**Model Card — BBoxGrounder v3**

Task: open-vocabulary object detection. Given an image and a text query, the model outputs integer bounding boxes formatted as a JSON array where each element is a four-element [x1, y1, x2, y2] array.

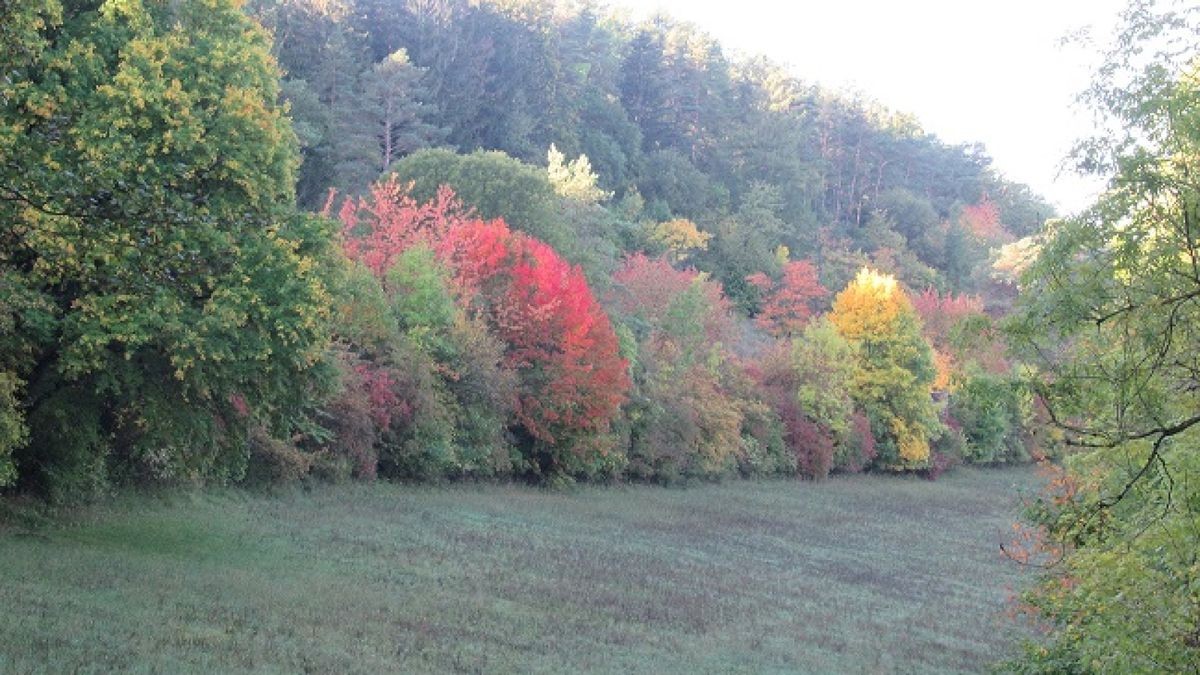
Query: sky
[[615, 0, 1128, 214]]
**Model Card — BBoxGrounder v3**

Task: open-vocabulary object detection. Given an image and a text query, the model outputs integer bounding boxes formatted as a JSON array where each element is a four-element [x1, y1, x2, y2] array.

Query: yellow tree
[[830, 269, 939, 468], [650, 218, 712, 263]]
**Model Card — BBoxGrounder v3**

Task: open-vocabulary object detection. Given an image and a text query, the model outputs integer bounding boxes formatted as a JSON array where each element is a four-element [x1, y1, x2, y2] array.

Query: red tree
[[441, 219, 630, 475], [959, 196, 1010, 242], [747, 260, 828, 337], [334, 178, 628, 478], [330, 175, 470, 279], [911, 287, 985, 348]]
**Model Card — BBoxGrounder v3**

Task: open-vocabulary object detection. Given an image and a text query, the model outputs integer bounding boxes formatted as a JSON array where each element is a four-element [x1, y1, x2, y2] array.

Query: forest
[[2, 0, 1198, 671]]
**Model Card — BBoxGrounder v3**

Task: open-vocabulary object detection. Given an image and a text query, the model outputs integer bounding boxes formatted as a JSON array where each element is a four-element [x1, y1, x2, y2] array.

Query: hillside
[[251, 0, 1052, 304]]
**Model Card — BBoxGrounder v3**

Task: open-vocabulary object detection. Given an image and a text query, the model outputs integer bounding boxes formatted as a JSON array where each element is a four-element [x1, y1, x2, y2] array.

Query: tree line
[[0, 0, 1041, 498]]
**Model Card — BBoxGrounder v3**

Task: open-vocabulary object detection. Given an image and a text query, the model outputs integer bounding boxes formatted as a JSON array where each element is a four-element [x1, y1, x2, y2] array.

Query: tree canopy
[[1005, 1, 1200, 669], [0, 0, 335, 497]]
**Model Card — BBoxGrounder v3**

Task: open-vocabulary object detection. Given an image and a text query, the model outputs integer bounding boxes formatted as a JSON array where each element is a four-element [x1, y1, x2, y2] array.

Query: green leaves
[[0, 0, 335, 497], [1007, 3, 1200, 670]]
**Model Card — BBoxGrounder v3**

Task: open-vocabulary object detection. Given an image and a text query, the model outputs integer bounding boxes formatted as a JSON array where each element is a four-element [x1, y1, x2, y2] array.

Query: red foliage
[[749, 260, 828, 337], [922, 448, 960, 480], [911, 287, 984, 347], [332, 175, 471, 278], [753, 343, 835, 479], [441, 219, 630, 466], [791, 418, 836, 480], [610, 254, 735, 343], [327, 353, 384, 481], [228, 393, 249, 418], [437, 218, 514, 299], [355, 363, 400, 430], [613, 254, 695, 317], [332, 175, 629, 475], [959, 196, 1010, 242], [912, 287, 1011, 375], [843, 410, 877, 472]]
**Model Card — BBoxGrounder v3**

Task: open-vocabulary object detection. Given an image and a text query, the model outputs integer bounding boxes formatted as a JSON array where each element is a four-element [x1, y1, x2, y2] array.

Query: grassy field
[[0, 467, 1040, 674]]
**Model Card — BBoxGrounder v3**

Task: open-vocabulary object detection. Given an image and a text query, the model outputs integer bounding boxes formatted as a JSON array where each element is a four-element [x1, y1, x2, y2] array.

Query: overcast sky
[[616, 0, 1128, 214]]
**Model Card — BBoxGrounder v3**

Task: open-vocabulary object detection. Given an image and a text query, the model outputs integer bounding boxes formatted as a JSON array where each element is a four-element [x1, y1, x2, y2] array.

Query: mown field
[[0, 468, 1040, 674]]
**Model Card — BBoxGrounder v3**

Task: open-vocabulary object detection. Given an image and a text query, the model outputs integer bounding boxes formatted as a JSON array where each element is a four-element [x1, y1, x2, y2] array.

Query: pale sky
[[617, 0, 1128, 214]]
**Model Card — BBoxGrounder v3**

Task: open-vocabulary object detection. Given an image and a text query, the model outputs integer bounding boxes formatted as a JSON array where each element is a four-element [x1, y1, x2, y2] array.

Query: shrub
[[315, 349, 382, 482], [835, 410, 877, 473], [244, 425, 313, 486], [376, 340, 458, 480], [440, 315, 517, 477], [0, 372, 26, 488], [608, 255, 756, 482], [625, 346, 741, 482], [737, 399, 794, 478], [950, 372, 1030, 465], [754, 320, 857, 479]]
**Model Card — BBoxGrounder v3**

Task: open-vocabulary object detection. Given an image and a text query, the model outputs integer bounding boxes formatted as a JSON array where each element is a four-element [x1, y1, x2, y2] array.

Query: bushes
[[316, 351, 381, 481], [950, 372, 1031, 465], [836, 410, 877, 474], [609, 255, 798, 482], [325, 258, 518, 481], [327, 179, 628, 482], [612, 256, 732, 481], [736, 398, 794, 478], [754, 320, 866, 479], [442, 220, 630, 478], [0, 372, 27, 488]]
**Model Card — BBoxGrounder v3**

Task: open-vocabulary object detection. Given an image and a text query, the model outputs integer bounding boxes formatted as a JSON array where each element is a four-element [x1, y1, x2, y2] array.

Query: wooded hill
[[250, 0, 1052, 306]]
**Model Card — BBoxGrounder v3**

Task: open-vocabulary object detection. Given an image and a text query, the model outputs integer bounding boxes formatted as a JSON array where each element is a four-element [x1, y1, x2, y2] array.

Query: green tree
[[389, 148, 575, 255], [368, 49, 443, 172], [0, 0, 334, 498], [1006, 1, 1200, 670]]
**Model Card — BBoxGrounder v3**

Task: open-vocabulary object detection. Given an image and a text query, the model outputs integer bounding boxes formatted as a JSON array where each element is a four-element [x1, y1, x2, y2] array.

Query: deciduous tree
[[747, 260, 828, 338], [1006, 2, 1200, 669], [1, 0, 336, 497], [440, 219, 629, 478], [830, 269, 939, 468]]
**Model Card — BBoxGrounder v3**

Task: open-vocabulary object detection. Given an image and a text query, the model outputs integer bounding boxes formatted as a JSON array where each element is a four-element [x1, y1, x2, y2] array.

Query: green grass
[[0, 468, 1040, 673]]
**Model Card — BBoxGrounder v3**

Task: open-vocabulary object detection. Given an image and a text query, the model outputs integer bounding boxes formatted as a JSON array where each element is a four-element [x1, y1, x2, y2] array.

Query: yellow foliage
[[774, 244, 790, 268], [932, 349, 956, 392], [892, 418, 930, 464], [829, 268, 910, 340], [652, 218, 712, 259], [546, 144, 611, 204]]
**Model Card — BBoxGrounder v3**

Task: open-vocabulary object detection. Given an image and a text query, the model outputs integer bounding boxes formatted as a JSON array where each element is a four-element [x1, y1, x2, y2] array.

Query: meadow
[[0, 467, 1039, 674]]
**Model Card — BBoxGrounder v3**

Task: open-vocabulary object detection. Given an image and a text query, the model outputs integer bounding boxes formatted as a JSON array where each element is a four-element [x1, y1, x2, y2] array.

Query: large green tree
[[1007, 1, 1200, 670], [0, 0, 334, 498], [389, 148, 576, 255]]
